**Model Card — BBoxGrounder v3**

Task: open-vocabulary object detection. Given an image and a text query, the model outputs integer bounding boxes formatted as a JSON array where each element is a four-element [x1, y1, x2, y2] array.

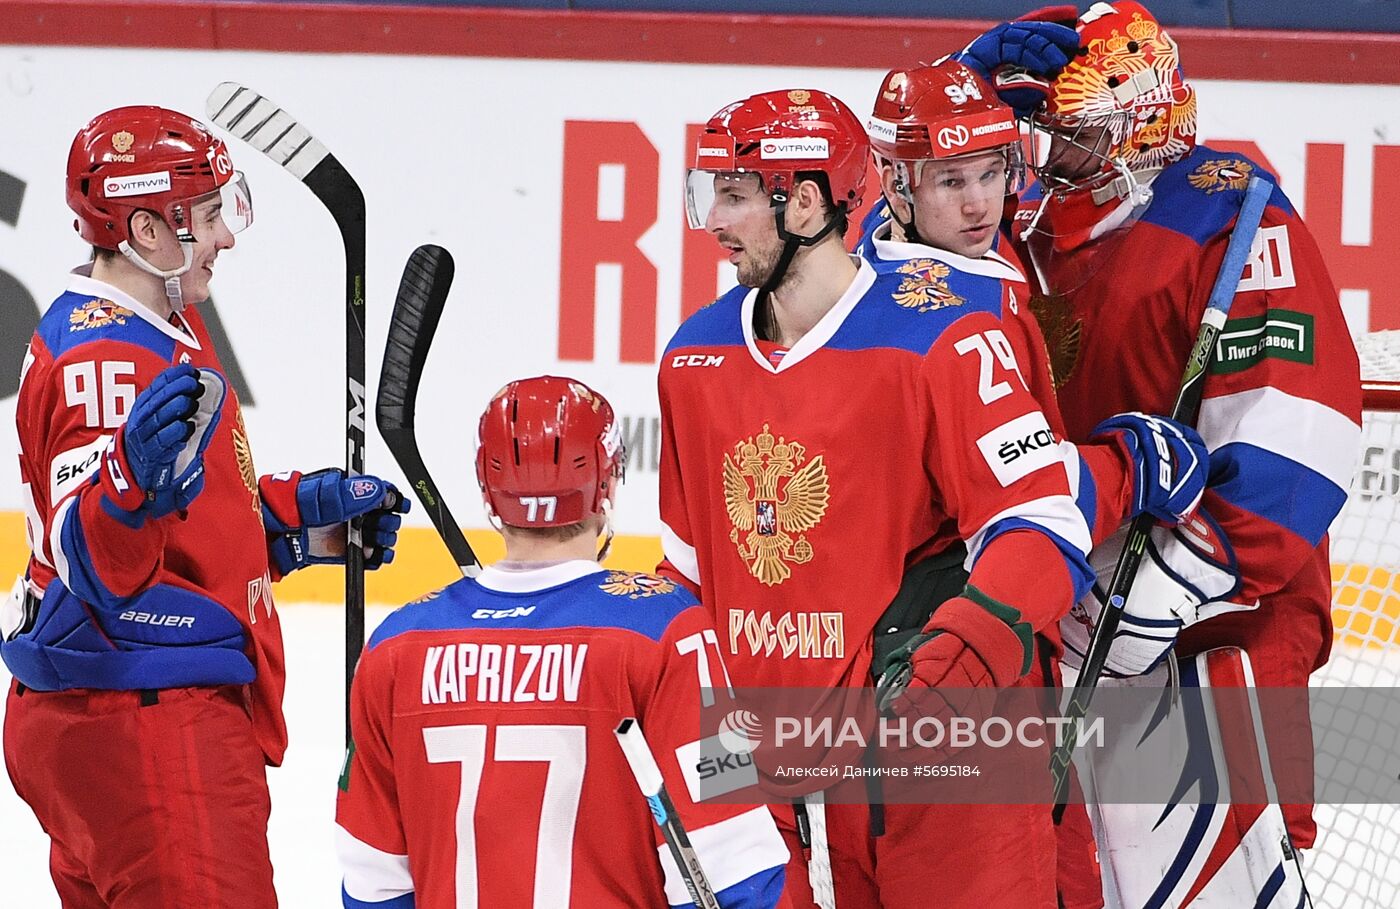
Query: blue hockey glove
[[954, 20, 1081, 117], [1092, 412, 1208, 526], [263, 469, 409, 574], [102, 365, 226, 525]]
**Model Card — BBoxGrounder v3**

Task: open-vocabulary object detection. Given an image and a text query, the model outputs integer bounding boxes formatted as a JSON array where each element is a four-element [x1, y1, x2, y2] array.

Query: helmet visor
[[684, 169, 766, 230], [219, 171, 254, 235]]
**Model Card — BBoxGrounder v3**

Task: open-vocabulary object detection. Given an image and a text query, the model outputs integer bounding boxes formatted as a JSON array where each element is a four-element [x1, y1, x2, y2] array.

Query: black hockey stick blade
[[378, 245, 481, 577]]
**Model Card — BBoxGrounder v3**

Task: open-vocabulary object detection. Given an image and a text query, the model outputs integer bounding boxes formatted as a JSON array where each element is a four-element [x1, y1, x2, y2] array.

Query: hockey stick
[[377, 245, 481, 577], [1049, 175, 1275, 820], [614, 718, 722, 909], [206, 83, 367, 745]]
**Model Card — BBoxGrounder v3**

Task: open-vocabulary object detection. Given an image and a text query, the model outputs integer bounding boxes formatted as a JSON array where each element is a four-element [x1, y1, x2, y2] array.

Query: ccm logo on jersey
[[471, 606, 536, 620], [975, 412, 1062, 487], [671, 354, 725, 368]]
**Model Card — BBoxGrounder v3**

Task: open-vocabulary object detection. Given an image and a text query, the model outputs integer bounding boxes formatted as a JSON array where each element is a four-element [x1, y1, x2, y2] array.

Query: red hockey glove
[[876, 587, 1034, 718]]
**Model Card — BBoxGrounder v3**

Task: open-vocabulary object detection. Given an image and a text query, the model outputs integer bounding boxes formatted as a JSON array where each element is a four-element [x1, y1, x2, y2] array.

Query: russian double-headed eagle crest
[[1028, 292, 1082, 391], [1188, 159, 1254, 195], [723, 424, 830, 586], [233, 406, 260, 515], [68, 298, 132, 332], [600, 572, 676, 599], [893, 259, 965, 313]]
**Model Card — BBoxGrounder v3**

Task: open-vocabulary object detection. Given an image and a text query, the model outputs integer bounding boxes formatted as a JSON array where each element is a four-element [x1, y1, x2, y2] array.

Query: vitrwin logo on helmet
[[865, 117, 899, 145], [936, 125, 970, 151], [760, 138, 831, 160], [103, 172, 173, 199]]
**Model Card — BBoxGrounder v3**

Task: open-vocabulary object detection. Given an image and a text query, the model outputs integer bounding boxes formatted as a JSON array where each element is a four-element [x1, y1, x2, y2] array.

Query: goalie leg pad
[[1074, 649, 1308, 908]]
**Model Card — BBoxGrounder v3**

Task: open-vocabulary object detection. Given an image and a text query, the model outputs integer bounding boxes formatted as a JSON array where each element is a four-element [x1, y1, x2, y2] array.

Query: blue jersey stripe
[[1208, 441, 1347, 547], [368, 572, 700, 650]]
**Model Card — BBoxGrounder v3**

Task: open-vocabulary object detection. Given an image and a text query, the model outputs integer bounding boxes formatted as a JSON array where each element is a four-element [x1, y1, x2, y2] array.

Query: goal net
[[1305, 329, 1400, 909]]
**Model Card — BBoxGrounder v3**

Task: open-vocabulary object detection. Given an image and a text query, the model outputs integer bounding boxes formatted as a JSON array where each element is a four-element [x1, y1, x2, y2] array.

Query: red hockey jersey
[[15, 269, 287, 762], [335, 561, 787, 909], [858, 218, 1138, 545], [658, 258, 1094, 697]]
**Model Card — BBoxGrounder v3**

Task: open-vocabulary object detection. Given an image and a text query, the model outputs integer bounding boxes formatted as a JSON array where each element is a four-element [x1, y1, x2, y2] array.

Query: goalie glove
[[261, 469, 410, 575], [1061, 511, 1246, 677]]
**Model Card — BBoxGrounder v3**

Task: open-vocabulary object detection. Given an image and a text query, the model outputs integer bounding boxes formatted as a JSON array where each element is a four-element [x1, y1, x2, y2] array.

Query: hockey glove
[[1061, 510, 1244, 677], [100, 365, 225, 526], [876, 587, 1034, 718], [262, 469, 409, 575], [954, 19, 1080, 118], [1092, 412, 1208, 526]]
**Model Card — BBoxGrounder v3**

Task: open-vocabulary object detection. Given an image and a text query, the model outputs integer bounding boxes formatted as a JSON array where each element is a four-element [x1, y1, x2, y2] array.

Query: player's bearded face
[[905, 150, 1009, 258], [705, 174, 785, 288]]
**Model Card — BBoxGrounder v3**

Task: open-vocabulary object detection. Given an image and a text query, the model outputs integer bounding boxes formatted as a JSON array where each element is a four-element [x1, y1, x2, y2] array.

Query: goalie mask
[[867, 59, 1025, 245], [1030, 1, 1197, 202], [475, 376, 626, 530], [67, 105, 253, 310]]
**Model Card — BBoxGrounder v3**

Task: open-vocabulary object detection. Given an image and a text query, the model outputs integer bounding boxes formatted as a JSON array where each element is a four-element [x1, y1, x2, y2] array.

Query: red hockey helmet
[[868, 59, 1026, 205], [1033, 1, 1197, 191], [868, 60, 1020, 164], [685, 89, 868, 231], [66, 105, 252, 250], [475, 376, 625, 528]]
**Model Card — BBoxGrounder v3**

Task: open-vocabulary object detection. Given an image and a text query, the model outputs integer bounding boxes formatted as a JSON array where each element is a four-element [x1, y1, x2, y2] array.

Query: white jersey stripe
[[1197, 386, 1359, 488], [661, 522, 701, 586], [964, 493, 1093, 567], [335, 824, 414, 905], [657, 805, 790, 906]]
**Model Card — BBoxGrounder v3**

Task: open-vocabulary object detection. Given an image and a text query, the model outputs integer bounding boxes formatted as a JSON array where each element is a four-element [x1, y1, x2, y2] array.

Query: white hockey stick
[[614, 718, 722, 909]]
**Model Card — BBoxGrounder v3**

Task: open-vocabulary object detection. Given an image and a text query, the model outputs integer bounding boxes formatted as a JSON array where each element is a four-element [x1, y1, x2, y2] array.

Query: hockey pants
[[4, 681, 277, 909]]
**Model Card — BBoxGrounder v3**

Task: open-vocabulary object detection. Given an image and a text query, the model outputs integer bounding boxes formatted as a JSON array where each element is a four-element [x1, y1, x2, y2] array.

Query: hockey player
[[2, 106, 406, 908], [335, 376, 788, 909], [859, 57, 1208, 549], [961, 2, 1363, 904], [859, 58, 1213, 909], [661, 88, 1105, 908]]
